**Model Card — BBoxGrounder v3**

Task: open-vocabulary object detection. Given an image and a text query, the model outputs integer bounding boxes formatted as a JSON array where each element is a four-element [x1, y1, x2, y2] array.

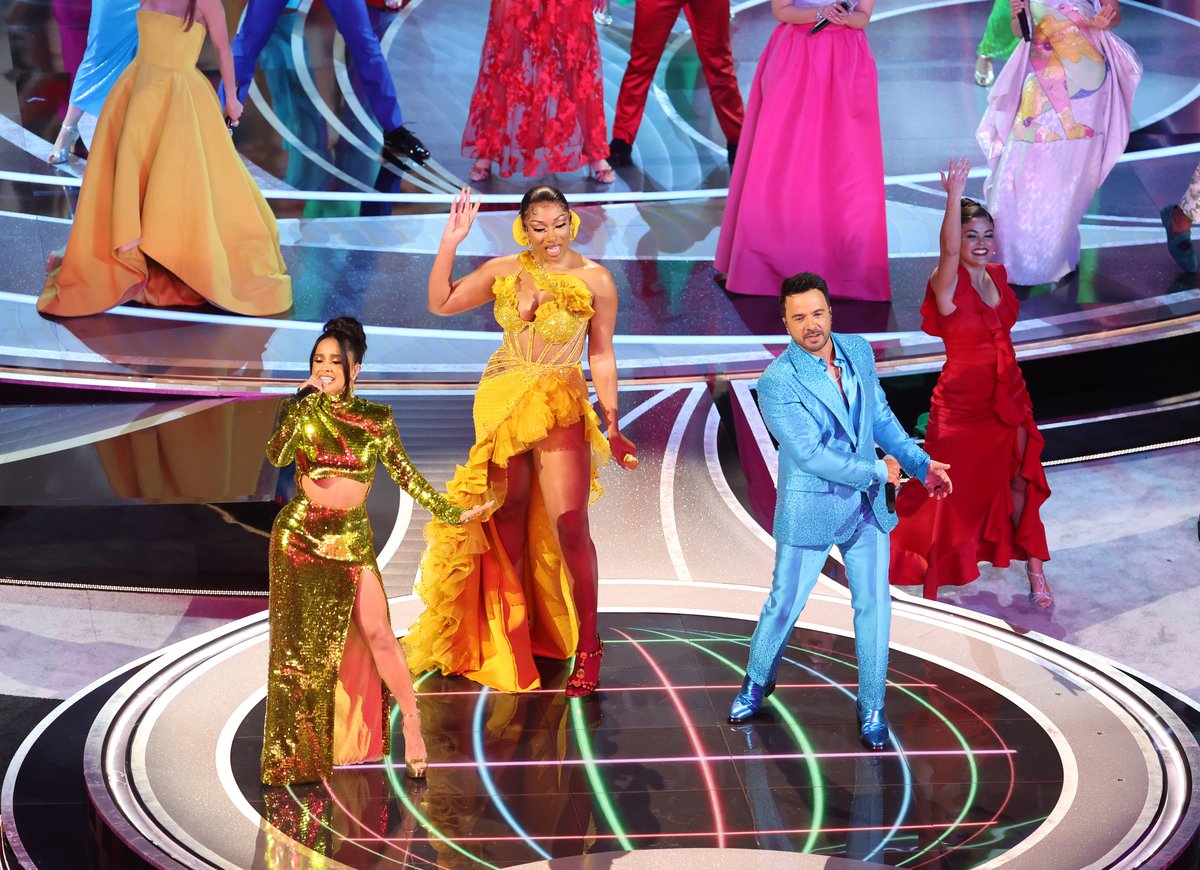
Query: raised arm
[[586, 265, 637, 468], [929, 157, 970, 316], [428, 188, 508, 316], [196, 0, 241, 124]]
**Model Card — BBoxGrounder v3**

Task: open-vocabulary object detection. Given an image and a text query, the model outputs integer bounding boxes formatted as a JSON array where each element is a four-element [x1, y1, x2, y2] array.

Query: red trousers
[[612, 0, 745, 144]]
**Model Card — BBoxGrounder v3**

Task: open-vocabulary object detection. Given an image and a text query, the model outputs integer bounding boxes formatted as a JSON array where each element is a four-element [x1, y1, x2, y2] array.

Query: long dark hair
[[309, 317, 367, 398], [183, 0, 198, 31]]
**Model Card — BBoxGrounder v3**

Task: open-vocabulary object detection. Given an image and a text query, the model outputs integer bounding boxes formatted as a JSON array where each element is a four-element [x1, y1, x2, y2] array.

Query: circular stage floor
[[48, 581, 1198, 869]]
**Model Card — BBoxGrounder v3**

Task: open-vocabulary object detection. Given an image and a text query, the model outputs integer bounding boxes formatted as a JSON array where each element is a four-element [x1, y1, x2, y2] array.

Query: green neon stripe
[[890, 679, 977, 866], [381, 673, 503, 870], [638, 628, 827, 854], [762, 641, 981, 867], [569, 695, 635, 851]]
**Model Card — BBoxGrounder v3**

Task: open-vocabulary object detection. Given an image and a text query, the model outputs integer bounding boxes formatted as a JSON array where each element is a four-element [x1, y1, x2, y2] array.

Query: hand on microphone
[[811, 0, 851, 33], [296, 374, 332, 399]]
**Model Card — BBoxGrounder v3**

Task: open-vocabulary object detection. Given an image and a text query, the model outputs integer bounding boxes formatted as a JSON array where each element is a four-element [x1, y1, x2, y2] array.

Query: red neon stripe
[[615, 628, 727, 848], [319, 781, 440, 868]]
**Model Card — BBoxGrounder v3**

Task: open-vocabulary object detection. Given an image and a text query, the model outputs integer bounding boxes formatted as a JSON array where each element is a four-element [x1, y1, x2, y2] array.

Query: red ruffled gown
[[890, 264, 1050, 599], [461, 0, 608, 178]]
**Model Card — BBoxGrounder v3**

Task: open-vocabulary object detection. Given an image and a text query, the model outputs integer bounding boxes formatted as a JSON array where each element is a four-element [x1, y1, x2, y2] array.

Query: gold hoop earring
[[512, 217, 530, 247]]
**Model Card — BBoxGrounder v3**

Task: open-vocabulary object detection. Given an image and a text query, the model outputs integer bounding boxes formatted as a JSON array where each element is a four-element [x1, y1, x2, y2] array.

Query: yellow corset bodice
[[134, 10, 207, 70], [492, 252, 594, 357]]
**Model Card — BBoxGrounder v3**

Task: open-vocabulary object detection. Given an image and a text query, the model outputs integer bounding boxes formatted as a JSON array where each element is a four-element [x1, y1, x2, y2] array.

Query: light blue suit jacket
[[758, 334, 930, 547]]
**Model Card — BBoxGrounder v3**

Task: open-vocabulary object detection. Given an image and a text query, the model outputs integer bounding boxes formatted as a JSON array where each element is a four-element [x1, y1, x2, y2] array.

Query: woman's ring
[[622, 453, 638, 469]]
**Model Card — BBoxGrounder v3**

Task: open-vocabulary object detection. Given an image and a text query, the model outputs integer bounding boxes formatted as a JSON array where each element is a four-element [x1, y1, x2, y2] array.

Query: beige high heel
[[1027, 566, 1054, 608], [401, 710, 427, 779]]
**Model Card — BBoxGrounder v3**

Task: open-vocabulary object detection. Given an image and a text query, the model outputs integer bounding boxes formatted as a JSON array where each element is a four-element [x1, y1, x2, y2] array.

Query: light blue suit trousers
[[745, 496, 891, 711]]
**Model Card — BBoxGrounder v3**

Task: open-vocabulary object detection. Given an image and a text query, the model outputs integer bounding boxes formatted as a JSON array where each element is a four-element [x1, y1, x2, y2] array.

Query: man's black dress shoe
[[608, 137, 632, 166], [382, 125, 430, 167]]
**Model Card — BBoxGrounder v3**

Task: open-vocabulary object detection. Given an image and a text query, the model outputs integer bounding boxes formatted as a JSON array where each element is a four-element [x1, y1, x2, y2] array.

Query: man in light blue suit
[[729, 273, 952, 749]]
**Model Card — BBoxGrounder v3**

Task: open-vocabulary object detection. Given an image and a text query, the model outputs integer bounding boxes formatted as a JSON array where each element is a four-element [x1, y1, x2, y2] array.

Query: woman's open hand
[[939, 157, 970, 199], [459, 500, 495, 523], [441, 187, 480, 250], [1089, 0, 1118, 29]]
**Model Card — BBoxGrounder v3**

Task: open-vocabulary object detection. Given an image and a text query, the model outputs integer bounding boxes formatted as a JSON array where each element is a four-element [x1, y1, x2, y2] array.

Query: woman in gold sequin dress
[[403, 186, 637, 698], [262, 317, 489, 786]]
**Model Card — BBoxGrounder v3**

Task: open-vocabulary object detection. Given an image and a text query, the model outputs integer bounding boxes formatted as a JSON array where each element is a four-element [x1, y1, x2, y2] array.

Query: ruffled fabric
[[889, 266, 1051, 599], [403, 366, 609, 693], [492, 252, 595, 348]]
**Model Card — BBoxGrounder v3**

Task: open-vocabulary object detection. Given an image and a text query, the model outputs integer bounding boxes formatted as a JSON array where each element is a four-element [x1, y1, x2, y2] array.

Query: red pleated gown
[[890, 264, 1050, 599]]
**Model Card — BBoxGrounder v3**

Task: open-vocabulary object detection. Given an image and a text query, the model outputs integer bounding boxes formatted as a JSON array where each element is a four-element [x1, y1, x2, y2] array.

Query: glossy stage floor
[[3, 0, 1200, 867]]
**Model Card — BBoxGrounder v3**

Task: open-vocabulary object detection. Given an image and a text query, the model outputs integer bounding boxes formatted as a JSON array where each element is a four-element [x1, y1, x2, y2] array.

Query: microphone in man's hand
[[810, 0, 852, 34], [885, 471, 910, 514]]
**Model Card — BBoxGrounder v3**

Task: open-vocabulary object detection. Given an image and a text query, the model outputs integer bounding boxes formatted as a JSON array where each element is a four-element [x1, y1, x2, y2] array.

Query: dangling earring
[[569, 211, 581, 240], [511, 217, 530, 247]]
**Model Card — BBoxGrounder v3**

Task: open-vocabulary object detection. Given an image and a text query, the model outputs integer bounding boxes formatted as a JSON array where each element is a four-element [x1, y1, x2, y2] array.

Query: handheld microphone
[[1017, 8, 1031, 41], [885, 471, 910, 514], [296, 385, 318, 400], [810, 0, 852, 35]]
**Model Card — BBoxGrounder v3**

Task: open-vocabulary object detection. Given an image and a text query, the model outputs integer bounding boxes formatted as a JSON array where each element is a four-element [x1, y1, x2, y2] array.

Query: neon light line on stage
[[337, 748, 1014, 771], [340, 821, 995, 844], [640, 627, 828, 853], [569, 694, 634, 851], [413, 680, 933, 695], [472, 687, 552, 861]]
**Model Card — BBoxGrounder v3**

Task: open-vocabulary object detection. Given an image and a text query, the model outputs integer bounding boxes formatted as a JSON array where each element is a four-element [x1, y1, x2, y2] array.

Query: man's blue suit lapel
[[785, 340, 857, 446]]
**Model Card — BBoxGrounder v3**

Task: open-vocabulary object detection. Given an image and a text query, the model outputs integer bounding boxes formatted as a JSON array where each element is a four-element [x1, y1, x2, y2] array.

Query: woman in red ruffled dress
[[463, 0, 615, 183], [890, 159, 1053, 606]]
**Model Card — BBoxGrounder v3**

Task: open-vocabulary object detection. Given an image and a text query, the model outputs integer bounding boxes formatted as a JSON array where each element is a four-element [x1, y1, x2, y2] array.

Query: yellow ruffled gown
[[38, 10, 292, 317], [403, 252, 611, 693]]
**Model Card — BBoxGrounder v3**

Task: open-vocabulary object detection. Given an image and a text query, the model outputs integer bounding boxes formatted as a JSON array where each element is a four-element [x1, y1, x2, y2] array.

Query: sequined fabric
[[403, 259, 611, 693], [261, 394, 463, 786], [461, 0, 608, 177]]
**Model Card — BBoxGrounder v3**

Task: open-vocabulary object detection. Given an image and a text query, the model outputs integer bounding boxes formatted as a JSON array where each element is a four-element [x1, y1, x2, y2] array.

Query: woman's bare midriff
[[301, 475, 370, 509]]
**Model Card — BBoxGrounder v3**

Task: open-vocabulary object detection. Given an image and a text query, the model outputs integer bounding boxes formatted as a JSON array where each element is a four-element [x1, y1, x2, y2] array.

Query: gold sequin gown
[[403, 251, 611, 693], [261, 392, 462, 786]]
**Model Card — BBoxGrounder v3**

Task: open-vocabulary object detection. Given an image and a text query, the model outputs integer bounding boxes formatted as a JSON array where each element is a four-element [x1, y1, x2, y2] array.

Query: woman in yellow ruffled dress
[[38, 0, 291, 317], [403, 186, 638, 697]]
